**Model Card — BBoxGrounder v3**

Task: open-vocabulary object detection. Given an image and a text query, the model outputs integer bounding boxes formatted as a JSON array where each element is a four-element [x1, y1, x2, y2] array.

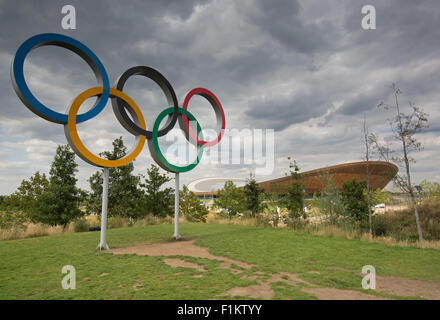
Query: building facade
[[193, 161, 398, 205]]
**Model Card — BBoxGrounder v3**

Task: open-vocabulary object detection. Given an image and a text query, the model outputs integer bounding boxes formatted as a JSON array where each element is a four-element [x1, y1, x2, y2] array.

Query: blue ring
[[11, 33, 110, 124]]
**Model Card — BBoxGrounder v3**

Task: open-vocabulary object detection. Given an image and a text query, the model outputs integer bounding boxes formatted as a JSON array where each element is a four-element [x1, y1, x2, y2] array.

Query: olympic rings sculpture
[[11, 33, 225, 173]]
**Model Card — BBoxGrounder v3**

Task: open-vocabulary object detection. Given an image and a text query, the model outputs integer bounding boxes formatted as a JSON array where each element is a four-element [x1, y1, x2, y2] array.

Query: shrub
[[243, 174, 264, 217], [373, 200, 440, 241], [142, 214, 161, 225], [0, 210, 27, 231], [179, 185, 209, 223], [255, 214, 275, 228], [314, 172, 347, 224], [73, 218, 89, 233], [341, 179, 368, 226], [284, 216, 308, 230], [282, 158, 305, 220], [214, 181, 246, 216], [107, 216, 127, 229]]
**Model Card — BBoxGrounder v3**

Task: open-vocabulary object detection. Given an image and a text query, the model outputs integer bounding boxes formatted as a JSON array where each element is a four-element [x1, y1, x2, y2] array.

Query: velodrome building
[[191, 161, 398, 206]]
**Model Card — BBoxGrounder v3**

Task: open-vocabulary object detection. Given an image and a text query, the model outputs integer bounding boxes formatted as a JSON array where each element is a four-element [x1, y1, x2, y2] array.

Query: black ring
[[111, 66, 179, 139]]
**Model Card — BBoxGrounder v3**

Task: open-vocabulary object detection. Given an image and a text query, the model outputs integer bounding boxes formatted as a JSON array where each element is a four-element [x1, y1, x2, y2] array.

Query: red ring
[[182, 87, 225, 147]]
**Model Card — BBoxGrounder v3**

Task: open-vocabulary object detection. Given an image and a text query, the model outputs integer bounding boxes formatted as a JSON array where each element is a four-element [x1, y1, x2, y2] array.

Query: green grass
[[0, 223, 439, 299]]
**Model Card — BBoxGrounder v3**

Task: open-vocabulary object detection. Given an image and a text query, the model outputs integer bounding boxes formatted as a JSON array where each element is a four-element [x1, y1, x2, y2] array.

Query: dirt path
[[162, 258, 207, 272], [108, 239, 254, 270], [376, 275, 440, 300], [325, 266, 440, 300], [106, 240, 440, 300]]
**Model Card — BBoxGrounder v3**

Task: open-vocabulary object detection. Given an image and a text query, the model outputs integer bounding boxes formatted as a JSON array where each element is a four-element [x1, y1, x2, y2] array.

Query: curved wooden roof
[[257, 161, 398, 195], [194, 161, 398, 196]]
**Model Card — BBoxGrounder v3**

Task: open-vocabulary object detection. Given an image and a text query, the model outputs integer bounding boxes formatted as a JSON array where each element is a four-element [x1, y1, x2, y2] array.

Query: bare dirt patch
[[327, 266, 440, 299], [132, 282, 144, 291], [273, 272, 313, 287], [223, 271, 393, 300], [99, 273, 109, 277], [223, 272, 314, 299], [108, 239, 254, 271], [302, 287, 389, 300], [376, 276, 440, 300], [107, 241, 440, 300], [226, 282, 274, 299], [162, 258, 206, 272]]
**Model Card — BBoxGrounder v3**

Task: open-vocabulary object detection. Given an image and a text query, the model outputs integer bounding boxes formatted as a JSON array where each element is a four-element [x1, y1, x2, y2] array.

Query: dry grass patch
[[162, 258, 206, 272]]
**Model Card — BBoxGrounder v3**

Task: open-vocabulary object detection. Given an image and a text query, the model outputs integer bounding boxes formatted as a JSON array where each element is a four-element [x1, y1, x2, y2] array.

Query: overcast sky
[[1, 0, 439, 194]]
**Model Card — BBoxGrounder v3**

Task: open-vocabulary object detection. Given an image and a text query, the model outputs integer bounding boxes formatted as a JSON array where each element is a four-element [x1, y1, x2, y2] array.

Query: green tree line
[[0, 137, 208, 230]]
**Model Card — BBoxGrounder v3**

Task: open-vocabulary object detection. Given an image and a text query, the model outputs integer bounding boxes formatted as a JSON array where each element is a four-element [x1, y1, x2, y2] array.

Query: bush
[[142, 214, 161, 225], [0, 210, 27, 231], [107, 216, 127, 229], [314, 178, 347, 224], [214, 181, 246, 215], [73, 218, 89, 233], [341, 179, 368, 225], [179, 185, 209, 223], [255, 214, 275, 228], [284, 216, 309, 230], [373, 200, 440, 241]]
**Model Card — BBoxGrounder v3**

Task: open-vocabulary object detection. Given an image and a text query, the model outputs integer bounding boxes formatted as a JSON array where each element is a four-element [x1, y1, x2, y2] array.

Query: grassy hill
[[1, 223, 439, 299]]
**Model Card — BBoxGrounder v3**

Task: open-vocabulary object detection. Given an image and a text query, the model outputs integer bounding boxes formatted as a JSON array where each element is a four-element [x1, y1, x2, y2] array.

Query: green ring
[[148, 107, 204, 173]]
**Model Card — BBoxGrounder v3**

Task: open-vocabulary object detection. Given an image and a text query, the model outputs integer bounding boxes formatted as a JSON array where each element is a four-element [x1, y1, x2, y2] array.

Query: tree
[[419, 180, 440, 201], [243, 173, 264, 217], [77, 188, 89, 208], [140, 164, 173, 217], [263, 184, 283, 227], [376, 83, 428, 243], [30, 145, 82, 229], [179, 185, 209, 223], [214, 180, 246, 217], [16, 171, 49, 213], [0, 171, 50, 230], [341, 179, 369, 227], [371, 188, 391, 206], [282, 157, 305, 220], [362, 115, 374, 237], [88, 137, 142, 219], [0, 195, 26, 230], [315, 170, 347, 224]]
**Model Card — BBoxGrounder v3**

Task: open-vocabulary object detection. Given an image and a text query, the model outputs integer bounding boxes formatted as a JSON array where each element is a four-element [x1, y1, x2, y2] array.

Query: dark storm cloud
[[241, 0, 335, 54], [245, 91, 330, 131], [335, 86, 389, 117], [1, 0, 338, 135], [0, 0, 439, 193], [0, 0, 204, 80], [341, 0, 440, 69], [0, 0, 209, 142]]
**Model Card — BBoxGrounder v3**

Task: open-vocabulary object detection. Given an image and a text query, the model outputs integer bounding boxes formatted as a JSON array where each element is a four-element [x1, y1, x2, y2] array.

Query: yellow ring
[[65, 87, 146, 168]]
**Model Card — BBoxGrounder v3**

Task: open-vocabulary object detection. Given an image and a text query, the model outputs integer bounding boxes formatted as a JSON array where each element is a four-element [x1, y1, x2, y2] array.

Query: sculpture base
[[97, 243, 109, 250]]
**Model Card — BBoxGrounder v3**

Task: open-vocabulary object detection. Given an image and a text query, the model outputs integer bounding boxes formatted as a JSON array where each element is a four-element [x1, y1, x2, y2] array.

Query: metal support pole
[[174, 172, 180, 239], [97, 167, 109, 250]]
